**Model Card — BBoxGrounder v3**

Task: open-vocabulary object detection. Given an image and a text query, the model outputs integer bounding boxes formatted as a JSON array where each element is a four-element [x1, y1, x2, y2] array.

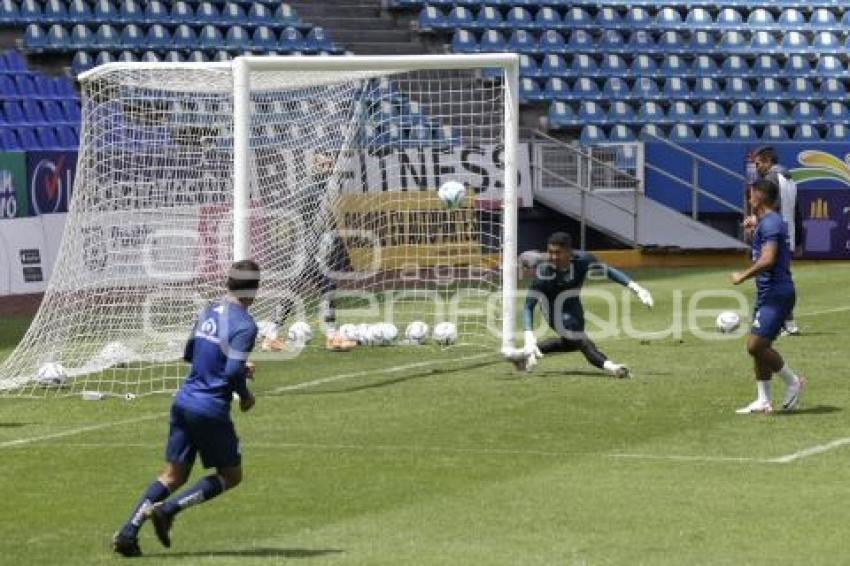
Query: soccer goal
[[0, 54, 520, 396]]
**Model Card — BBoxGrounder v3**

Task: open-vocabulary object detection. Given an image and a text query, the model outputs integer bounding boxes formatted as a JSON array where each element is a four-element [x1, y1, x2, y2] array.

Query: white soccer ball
[[339, 323, 358, 342], [36, 362, 67, 387], [716, 311, 741, 333], [355, 323, 373, 345], [287, 321, 313, 344], [438, 180, 466, 209], [405, 321, 429, 344], [257, 320, 280, 340], [432, 322, 458, 346], [375, 323, 398, 345]]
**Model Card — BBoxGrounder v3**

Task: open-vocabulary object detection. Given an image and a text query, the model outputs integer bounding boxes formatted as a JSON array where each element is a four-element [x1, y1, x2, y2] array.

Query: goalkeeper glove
[[628, 281, 654, 309], [523, 330, 543, 358]]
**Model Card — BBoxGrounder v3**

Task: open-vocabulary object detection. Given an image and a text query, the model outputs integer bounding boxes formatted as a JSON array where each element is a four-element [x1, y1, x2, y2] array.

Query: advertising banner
[[27, 151, 77, 216], [797, 189, 850, 259], [0, 152, 28, 219], [0, 216, 48, 294]]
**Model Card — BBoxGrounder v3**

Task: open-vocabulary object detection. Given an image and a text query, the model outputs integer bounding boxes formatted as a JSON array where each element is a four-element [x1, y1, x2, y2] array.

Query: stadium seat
[[3, 101, 25, 124], [67, 0, 92, 23], [278, 26, 303, 52], [595, 7, 621, 28], [145, 24, 171, 51], [519, 78, 543, 102], [692, 55, 719, 77], [140, 51, 160, 63], [195, 2, 220, 25], [199, 24, 224, 51], [478, 29, 506, 52], [720, 55, 748, 77], [812, 32, 840, 54], [543, 77, 569, 100], [633, 77, 661, 100], [94, 50, 113, 67], [815, 55, 844, 77], [567, 54, 597, 77], [0, 0, 19, 25], [660, 55, 688, 77], [790, 102, 818, 123], [548, 101, 578, 128], [747, 9, 774, 29], [52, 77, 76, 99], [810, 8, 838, 30], [609, 102, 636, 124], [686, 31, 714, 53], [699, 124, 727, 141], [224, 25, 250, 52], [756, 78, 784, 100], [716, 8, 743, 29], [785, 55, 813, 77], [627, 30, 655, 53], [2, 50, 26, 73], [12, 73, 35, 99], [476, 6, 502, 29], [751, 55, 780, 77], [120, 24, 144, 51], [16, 126, 41, 150], [170, 1, 193, 24], [451, 29, 477, 53], [505, 7, 533, 29], [305, 27, 335, 53], [630, 54, 657, 76], [781, 31, 808, 53], [599, 30, 626, 53], [91, 0, 117, 24], [668, 101, 696, 124], [173, 24, 197, 50], [693, 77, 722, 100], [540, 53, 569, 77], [637, 100, 665, 123], [719, 31, 748, 53], [94, 24, 118, 50], [143, 0, 168, 24], [578, 101, 605, 123], [602, 77, 630, 100], [567, 30, 593, 52], [562, 7, 592, 29], [579, 125, 606, 145], [0, 128, 22, 151], [824, 124, 848, 141], [729, 101, 757, 124], [750, 31, 777, 53], [669, 124, 697, 142], [117, 0, 141, 24], [56, 124, 78, 148], [538, 30, 566, 53], [507, 29, 536, 54], [685, 7, 711, 29], [819, 78, 846, 101], [778, 9, 805, 30], [43, 0, 67, 22], [572, 77, 600, 100], [758, 101, 790, 124], [446, 6, 473, 29], [36, 126, 61, 149], [787, 78, 815, 100], [655, 7, 682, 29], [623, 6, 651, 29], [24, 24, 47, 51], [697, 101, 725, 123], [639, 124, 666, 140], [116, 50, 135, 63], [186, 50, 206, 63], [656, 31, 686, 53], [70, 51, 93, 75], [247, 3, 273, 26], [32, 75, 56, 99], [793, 125, 821, 141], [20, 0, 41, 23], [274, 4, 299, 27], [535, 7, 561, 30], [44, 24, 69, 51], [252, 26, 276, 51], [842, 11, 850, 30], [822, 102, 850, 123], [761, 125, 789, 141], [220, 3, 247, 25], [41, 100, 65, 123], [609, 124, 636, 142], [729, 124, 758, 141], [662, 77, 690, 100]]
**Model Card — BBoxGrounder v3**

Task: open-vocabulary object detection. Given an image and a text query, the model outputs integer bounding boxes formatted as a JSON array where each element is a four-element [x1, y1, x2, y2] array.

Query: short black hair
[[751, 179, 779, 207], [753, 145, 778, 164], [547, 232, 573, 249], [226, 259, 261, 296]]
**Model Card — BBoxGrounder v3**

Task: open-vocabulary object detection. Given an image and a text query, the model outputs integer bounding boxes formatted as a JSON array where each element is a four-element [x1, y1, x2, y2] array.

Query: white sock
[[756, 380, 772, 404], [603, 360, 619, 375], [777, 364, 799, 386]]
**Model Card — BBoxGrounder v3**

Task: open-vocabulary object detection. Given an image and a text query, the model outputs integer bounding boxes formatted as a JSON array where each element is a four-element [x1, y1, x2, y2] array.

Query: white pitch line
[[796, 305, 850, 318], [769, 437, 850, 464], [268, 352, 495, 393], [609, 453, 769, 464], [0, 412, 165, 449]]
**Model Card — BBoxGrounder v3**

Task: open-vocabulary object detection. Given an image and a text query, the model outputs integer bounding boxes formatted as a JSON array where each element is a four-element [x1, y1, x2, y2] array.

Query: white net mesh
[[0, 59, 512, 396]]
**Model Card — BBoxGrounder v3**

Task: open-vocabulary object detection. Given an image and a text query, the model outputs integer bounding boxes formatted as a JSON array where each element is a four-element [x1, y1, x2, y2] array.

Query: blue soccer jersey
[[174, 300, 258, 420], [751, 211, 794, 299]]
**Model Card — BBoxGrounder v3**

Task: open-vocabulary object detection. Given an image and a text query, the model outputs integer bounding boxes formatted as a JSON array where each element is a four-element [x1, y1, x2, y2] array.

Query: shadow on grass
[[144, 547, 344, 559], [774, 405, 841, 416], [0, 422, 28, 428]]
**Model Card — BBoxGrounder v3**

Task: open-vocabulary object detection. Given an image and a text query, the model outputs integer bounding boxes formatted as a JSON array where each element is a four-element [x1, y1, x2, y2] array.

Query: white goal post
[[0, 53, 520, 396]]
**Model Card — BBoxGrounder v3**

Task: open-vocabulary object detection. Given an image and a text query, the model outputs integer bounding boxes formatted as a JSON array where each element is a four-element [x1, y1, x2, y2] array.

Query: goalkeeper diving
[[505, 232, 654, 377]]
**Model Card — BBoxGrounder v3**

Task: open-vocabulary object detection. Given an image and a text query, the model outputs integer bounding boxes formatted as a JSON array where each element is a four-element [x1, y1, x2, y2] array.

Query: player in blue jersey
[[507, 232, 654, 377], [732, 180, 805, 414], [112, 260, 261, 557]]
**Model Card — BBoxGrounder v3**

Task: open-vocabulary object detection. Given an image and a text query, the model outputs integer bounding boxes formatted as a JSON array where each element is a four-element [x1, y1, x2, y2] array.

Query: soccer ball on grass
[[715, 311, 741, 333]]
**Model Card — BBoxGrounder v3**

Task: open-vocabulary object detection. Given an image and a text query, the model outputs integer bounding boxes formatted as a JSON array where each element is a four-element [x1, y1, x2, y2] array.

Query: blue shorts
[[165, 404, 241, 470], [751, 289, 796, 341]]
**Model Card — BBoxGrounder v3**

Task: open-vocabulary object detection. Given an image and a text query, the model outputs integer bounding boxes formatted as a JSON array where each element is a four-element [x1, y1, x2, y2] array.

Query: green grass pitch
[[1, 263, 849, 565]]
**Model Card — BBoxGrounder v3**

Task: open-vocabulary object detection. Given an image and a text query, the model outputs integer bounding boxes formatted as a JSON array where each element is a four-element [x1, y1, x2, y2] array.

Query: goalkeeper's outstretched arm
[[592, 259, 654, 309]]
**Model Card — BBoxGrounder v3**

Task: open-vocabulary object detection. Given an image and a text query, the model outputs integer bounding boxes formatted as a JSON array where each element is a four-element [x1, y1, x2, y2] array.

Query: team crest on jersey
[[196, 317, 220, 343]]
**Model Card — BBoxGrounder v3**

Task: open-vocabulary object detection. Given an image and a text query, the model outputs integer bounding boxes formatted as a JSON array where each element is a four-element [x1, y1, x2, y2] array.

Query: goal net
[[0, 54, 519, 396]]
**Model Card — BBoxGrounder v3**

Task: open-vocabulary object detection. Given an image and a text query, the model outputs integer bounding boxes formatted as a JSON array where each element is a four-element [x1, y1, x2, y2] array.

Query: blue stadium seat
[[56, 124, 78, 148], [685, 7, 711, 29], [52, 76, 76, 99], [505, 7, 533, 29], [699, 124, 727, 141], [307, 27, 336, 53], [660, 54, 688, 76], [117, 0, 141, 24], [199, 24, 224, 50], [2, 50, 25, 72], [747, 9, 775, 29], [278, 26, 303, 52], [447, 6, 473, 28], [145, 24, 171, 51], [609, 124, 636, 142], [3, 101, 25, 124], [599, 30, 626, 53], [637, 100, 665, 123], [627, 30, 655, 53], [247, 3, 274, 26], [579, 125, 606, 145], [67, 0, 92, 23], [600, 54, 628, 77], [507, 30, 536, 54], [822, 102, 850, 123], [693, 77, 722, 100], [758, 101, 790, 124], [761, 125, 789, 141], [630, 54, 657, 76], [729, 124, 758, 141], [572, 77, 600, 100], [252, 25, 276, 51], [697, 101, 725, 122], [729, 101, 757, 123], [662, 77, 690, 99], [478, 29, 506, 52], [0, 128, 22, 151], [787, 77, 815, 100], [669, 124, 697, 142], [143, 0, 168, 24], [172, 24, 197, 50], [116, 50, 135, 63], [120, 24, 144, 50], [842, 11, 850, 30], [790, 102, 818, 123], [70, 51, 93, 75], [36, 126, 61, 149], [548, 101, 578, 128], [519, 53, 542, 77], [756, 77, 784, 100], [43, 24, 69, 51], [719, 31, 748, 53], [623, 6, 651, 29], [810, 8, 838, 30], [813, 31, 840, 54], [656, 7, 682, 29], [686, 31, 714, 53], [781, 31, 808, 53], [633, 77, 661, 100], [94, 50, 114, 67], [657, 31, 687, 53], [793, 125, 821, 142], [92, 0, 117, 24], [819, 78, 846, 100], [562, 7, 592, 29], [595, 7, 621, 28], [716, 8, 743, 29], [16, 127, 41, 150], [274, 4, 299, 27], [535, 7, 561, 30], [543, 77, 569, 100], [639, 124, 666, 140], [815, 55, 844, 77], [519, 78, 543, 102], [778, 9, 805, 30], [750, 31, 777, 53], [43, 0, 67, 23], [24, 24, 47, 51], [417, 6, 445, 31], [0, 0, 19, 25], [538, 30, 566, 53], [785, 55, 813, 77], [20, 0, 41, 23], [720, 55, 749, 77], [692, 55, 719, 77], [476, 6, 502, 29], [578, 101, 605, 123], [69, 24, 94, 49], [32, 74, 56, 99], [751, 55, 780, 77], [41, 100, 65, 123], [140, 51, 160, 63], [94, 24, 118, 50], [451, 29, 477, 53], [170, 1, 193, 24], [195, 2, 220, 25], [567, 54, 597, 77], [225, 25, 251, 52], [668, 101, 696, 124], [824, 124, 848, 141], [567, 30, 593, 52], [221, 3, 247, 25], [603, 77, 630, 100], [186, 50, 206, 63], [609, 102, 636, 124]]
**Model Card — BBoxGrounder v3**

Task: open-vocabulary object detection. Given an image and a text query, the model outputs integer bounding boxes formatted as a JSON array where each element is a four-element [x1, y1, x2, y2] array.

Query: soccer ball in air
[[405, 321, 429, 344], [287, 321, 313, 344], [432, 322, 458, 346], [438, 180, 466, 209], [36, 362, 67, 387], [716, 311, 741, 333]]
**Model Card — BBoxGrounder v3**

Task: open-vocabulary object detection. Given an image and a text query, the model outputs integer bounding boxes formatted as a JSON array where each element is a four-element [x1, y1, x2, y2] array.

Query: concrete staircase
[[288, 0, 429, 55]]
